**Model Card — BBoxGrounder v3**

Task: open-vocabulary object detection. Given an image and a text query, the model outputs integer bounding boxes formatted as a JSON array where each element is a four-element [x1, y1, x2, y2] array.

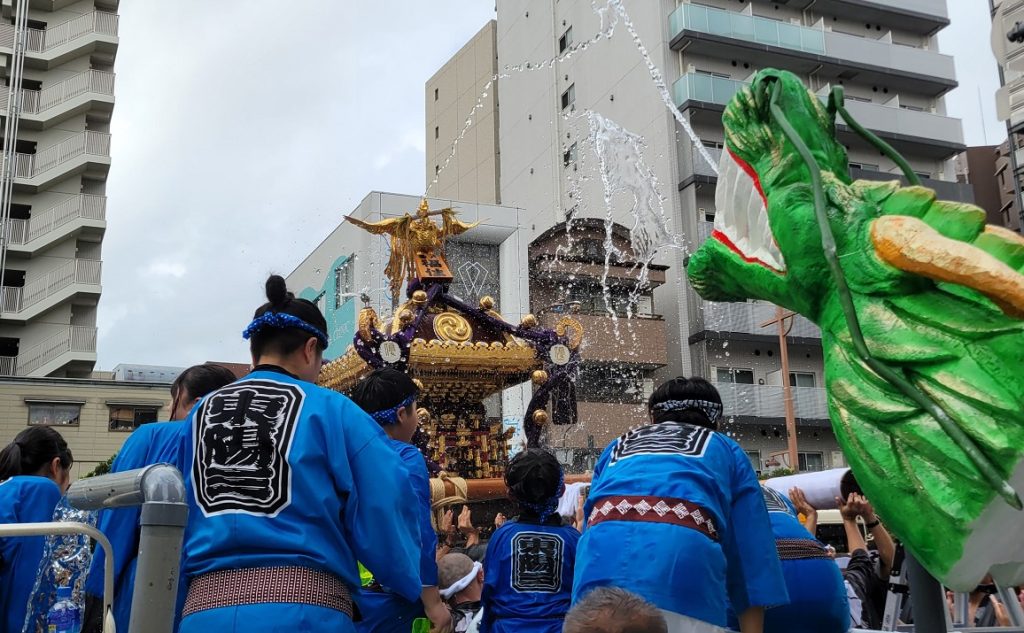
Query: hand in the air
[[788, 487, 816, 517], [494, 513, 506, 529]]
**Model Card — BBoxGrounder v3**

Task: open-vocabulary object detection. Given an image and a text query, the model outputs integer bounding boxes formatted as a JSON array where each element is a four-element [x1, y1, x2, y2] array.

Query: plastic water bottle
[[46, 586, 80, 633]]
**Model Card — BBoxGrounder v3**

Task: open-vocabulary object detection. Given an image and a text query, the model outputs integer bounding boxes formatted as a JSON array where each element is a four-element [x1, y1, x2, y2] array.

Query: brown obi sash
[[183, 565, 354, 618]]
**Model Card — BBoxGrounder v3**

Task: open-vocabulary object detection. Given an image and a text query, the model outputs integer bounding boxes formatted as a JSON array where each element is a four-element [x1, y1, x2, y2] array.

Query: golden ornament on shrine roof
[[412, 290, 428, 305], [399, 309, 415, 326], [520, 314, 538, 329], [532, 410, 549, 425], [433, 312, 473, 342], [531, 369, 549, 385], [479, 296, 495, 310], [412, 378, 425, 391]]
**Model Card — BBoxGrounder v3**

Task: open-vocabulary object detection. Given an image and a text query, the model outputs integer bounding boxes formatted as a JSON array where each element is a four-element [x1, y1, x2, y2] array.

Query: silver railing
[[6, 195, 106, 245], [16, 325, 97, 375], [0, 11, 118, 52], [1, 70, 114, 115], [0, 259, 102, 313], [715, 381, 830, 420]]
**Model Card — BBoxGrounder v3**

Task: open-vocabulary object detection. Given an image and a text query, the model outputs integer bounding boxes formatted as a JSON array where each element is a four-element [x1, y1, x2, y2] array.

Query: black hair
[[647, 376, 723, 430], [840, 469, 862, 501], [505, 448, 562, 515], [171, 363, 237, 401], [0, 426, 73, 482], [249, 275, 328, 358], [349, 367, 420, 417]]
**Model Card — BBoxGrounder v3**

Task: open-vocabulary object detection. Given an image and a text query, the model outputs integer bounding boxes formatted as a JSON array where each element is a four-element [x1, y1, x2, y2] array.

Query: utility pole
[[761, 305, 799, 472]]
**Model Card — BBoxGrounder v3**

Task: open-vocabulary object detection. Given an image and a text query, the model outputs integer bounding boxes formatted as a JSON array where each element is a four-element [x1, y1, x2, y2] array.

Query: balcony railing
[[702, 300, 821, 338], [1, 70, 115, 115], [0, 259, 102, 314], [0, 356, 15, 376], [716, 382, 829, 420], [669, 4, 954, 83], [0, 11, 118, 53], [6, 194, 106, 245], [673, 72, 745, 108], [670, 4, 825, 54], [691, 145, 722, 178], [13, 131, 111, 179], [16, 326, 97, 376]]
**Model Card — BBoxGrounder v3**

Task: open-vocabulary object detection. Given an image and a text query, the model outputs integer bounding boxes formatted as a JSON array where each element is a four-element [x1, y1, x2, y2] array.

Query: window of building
[[848, 161, 879, 171], [434, 87, 439, 101], [845, 94, 872, 103], [716, 367, 754, 384], [914, 171, 930, 180], [561, 83, 575, 111], [563, 142, 578, 168], [702, 140, 724, 149], [434, 126, 439, 140], [334, 256, 355, 309], [798, 451, 824, 472], [108, 405, 158, 432], [789, 372, 816, 388], [695, 69, 730, 80], [575, 364, 649, 404], [745, 449, 762, 475], [899, 104, 925, 112], [28, 402, 81, 426], [559, 26, 573, 53]]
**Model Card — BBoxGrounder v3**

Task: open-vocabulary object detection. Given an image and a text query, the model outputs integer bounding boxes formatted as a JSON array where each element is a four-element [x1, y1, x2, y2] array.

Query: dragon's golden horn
[[872, 216, 1024, 319]]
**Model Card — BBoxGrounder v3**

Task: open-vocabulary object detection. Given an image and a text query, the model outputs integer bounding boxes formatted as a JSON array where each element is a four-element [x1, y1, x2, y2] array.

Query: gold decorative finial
[[520, 314, 538, 329], [412, 290, 428, 305], [479, 296, 495, 310], [344, 200, 479, 301], [532, 410, 549, 425], [531, 370, 549, 385]]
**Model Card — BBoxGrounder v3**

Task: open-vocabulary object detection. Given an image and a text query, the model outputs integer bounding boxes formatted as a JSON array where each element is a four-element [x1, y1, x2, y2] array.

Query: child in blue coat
[[481, 448, 579, 633], [0, 426, 73, 633]]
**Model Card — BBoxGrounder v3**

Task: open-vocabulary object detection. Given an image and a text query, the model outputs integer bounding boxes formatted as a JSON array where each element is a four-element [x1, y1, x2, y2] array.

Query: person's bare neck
[[253, 353, 306, 379], [454, 586, 482, 604]]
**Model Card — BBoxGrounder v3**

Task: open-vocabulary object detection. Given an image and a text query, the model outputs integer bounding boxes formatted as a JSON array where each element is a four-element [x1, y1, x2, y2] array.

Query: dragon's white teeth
[[712, 148, 786, 272]]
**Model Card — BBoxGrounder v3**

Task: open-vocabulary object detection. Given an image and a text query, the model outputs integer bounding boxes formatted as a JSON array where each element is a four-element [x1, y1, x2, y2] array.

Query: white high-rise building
[[0, 0, 118, 377], [431, 0, 969, 472]]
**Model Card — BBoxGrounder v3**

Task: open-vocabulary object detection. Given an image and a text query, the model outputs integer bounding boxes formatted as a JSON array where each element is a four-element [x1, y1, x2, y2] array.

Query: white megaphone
[[763, 468, 852, 510]]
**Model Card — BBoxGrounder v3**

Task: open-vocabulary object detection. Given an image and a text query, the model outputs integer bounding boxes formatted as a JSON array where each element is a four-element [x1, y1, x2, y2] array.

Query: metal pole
[[0, 0, 28, 305], [0, 522, 116, 633], [128, 467, 187, 633], [906, 553, 949, 633], [762, 306, 800, 471]]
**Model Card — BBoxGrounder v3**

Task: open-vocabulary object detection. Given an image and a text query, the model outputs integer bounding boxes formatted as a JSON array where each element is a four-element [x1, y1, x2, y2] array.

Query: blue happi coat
[[355, 438, 437, 633], [0, 476, 62, 633], [731, 487, 848, 633], [481, 518, 579, 633], [178, 369, 424, 633], [85, 420, 188, 633], [572, 421, 788, 627]]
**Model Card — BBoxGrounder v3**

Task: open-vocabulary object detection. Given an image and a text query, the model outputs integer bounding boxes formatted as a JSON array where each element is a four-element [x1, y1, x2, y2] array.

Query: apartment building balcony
[[668, 3, 955, 96], [5, 194, 106, 257], [2, 0, 118, 15], [0, 11, 118, 69], [0, 258, 101, 323], [12, 131, 111, 193], [0, 70, 115, 130], [555, 401, 648, 449], [539, 312, 668, 368], [0, 325, 97, 377], [715, 381, 831, 425], [696, 300, 821, 341], [672, 73, 963, 158], [848, 167, 974, 203], [778, 0, 948, 36]]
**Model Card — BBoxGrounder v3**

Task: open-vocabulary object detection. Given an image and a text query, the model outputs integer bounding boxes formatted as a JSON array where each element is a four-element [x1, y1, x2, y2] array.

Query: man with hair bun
[[177, 275, 424, 633], [572, 376, 788, 633], [481, 448, 579, 632]]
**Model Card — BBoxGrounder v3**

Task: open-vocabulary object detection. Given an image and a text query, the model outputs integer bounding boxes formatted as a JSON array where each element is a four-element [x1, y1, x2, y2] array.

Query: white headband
[[440, 561, 482, 599]]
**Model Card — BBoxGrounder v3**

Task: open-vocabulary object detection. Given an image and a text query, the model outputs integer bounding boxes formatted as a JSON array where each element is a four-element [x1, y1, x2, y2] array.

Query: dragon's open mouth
[[712, 148, 786, 273]]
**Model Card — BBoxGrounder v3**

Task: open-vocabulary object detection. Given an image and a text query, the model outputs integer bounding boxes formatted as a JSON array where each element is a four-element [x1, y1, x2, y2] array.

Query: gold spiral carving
[[357, 307, 383, 343], [433, 312, 473, 343], [555, 316, 584, 350]]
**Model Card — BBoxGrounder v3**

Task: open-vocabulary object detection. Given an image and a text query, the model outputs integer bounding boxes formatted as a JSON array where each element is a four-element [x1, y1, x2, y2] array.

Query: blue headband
[[651, 399, 723, 422], [242, 312, 329, 348], [369, 394, 416, 426], [518, 471, 565, 522]]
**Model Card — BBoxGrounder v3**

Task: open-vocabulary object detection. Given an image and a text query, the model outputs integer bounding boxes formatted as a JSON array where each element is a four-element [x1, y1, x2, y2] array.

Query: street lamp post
[[761, 305, 799, 472]]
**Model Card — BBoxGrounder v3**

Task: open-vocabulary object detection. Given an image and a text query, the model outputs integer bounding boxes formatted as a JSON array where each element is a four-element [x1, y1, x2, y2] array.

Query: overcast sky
[[96, 1, 1004, 369]]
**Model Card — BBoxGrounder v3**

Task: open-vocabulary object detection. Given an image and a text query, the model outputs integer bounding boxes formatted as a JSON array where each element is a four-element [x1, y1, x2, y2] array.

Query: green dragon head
[[687, 68, 1024, 590], [689, 69, 852, 319]]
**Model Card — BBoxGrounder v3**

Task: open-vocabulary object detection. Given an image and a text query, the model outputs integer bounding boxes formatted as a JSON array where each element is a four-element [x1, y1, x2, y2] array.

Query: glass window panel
[[28, 403, 80, 426], [687, 4, 710, 32], [798, 452, 824, 471], [789, 372, 816, 388], [753, 18, 778, 46]]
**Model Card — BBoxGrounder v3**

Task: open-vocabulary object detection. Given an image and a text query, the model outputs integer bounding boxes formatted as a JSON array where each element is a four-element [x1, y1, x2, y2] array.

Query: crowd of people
[[1, 273, 1022, 633]]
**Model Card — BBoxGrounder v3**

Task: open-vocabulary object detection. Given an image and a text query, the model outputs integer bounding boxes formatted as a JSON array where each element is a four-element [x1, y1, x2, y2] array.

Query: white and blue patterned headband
[[651, 399, 723, 422], [369, 394, 416, 426], [242, 312, 329, 348]]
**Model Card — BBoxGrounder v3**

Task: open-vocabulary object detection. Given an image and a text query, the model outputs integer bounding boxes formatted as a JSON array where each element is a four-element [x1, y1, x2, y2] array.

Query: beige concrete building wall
[[0, 376, 171, 479], [425, 20, 500, 204]]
